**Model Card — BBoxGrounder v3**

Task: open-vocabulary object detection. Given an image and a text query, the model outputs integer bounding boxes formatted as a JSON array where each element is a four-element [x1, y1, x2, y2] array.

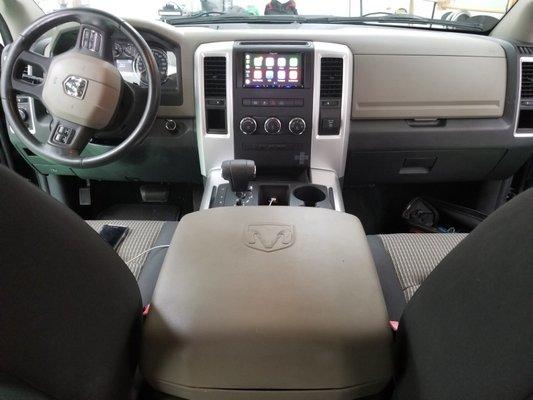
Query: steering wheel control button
[[289, 117, 306, 135], [53, 125, 74, 145], [81, 28, 102, 53], [240, 117, 257, 135], [18, 108, 28, 122], [264, 117, 282, 135]]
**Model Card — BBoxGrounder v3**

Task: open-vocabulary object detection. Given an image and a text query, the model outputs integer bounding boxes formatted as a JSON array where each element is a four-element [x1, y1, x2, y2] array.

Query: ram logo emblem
[[63, 75, 88, 100], [244, 224, 294, 252]]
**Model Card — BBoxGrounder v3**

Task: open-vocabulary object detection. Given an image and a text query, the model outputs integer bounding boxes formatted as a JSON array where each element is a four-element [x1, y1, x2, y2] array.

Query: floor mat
[[97, 204, 181, 221]]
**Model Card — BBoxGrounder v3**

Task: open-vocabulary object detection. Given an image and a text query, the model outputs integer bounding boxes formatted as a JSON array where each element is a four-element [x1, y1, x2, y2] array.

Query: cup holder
[[293, 185, 327, 207]]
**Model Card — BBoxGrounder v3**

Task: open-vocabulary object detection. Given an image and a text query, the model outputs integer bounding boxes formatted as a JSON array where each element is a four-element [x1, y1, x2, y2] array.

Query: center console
[[142, 207, 393, 400], [194, 41, 353, 212]]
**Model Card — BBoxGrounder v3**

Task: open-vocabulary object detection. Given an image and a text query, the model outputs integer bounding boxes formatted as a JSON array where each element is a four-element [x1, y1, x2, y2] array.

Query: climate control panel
[[239, 116, 306, 136]]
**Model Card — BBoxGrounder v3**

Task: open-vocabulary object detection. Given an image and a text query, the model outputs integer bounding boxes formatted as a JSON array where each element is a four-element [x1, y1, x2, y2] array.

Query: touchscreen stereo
[[243, 52, 303, 89]]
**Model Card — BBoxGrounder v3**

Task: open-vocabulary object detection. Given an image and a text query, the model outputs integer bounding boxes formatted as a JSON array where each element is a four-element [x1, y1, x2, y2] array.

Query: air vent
[[320, 58, 343, 99], [517, 45, 533, 55], [521, 62, 533, 99], [203, 57, 226, 98]]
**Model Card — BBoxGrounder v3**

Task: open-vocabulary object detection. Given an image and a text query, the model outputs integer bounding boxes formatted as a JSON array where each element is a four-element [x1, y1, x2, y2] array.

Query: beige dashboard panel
[[352, 54, 507, 119]]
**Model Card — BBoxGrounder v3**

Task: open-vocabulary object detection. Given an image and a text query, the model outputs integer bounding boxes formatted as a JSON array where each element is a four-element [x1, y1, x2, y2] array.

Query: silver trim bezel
[[200, 167, 345, 212], [194, 42, 235, 176], [514, 57, 533, 138], [311, 43, 353, 178]]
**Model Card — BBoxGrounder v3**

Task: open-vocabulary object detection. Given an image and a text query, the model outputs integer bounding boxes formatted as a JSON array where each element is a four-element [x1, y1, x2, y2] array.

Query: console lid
[[142, 207, 392, 400]]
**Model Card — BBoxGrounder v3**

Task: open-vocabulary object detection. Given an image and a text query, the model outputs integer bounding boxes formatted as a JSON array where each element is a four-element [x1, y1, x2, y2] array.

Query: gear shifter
[[221, 160, 256, 205]]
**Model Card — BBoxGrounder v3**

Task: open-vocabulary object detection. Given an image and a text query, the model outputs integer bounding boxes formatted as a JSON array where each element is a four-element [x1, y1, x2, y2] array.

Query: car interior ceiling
[[0, 0, 531, 399]]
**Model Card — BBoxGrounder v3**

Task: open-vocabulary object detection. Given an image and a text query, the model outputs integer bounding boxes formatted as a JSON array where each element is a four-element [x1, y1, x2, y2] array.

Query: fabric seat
[[368, 233, 467, 320], [86, 220, 178, 305]]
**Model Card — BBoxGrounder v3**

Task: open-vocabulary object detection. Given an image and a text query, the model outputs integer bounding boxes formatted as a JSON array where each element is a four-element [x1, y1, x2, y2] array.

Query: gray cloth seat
[[86, 220, 178, 305], [368, 233, 468, 320]]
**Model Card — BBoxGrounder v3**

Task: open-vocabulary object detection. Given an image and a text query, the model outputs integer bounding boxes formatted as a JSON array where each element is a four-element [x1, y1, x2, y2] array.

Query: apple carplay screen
[[243, 52, 303, 89]]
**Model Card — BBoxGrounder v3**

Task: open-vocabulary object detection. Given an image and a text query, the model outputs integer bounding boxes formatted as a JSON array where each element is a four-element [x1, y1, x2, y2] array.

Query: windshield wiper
[[305, 16, 485, 32]]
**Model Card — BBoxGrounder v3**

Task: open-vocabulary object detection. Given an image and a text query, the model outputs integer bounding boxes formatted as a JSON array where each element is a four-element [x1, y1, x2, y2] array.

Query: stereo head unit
[[243, 52, 303, 89]]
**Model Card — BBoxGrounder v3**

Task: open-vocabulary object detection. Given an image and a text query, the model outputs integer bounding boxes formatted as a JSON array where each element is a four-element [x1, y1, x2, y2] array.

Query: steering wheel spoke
[[48, 119, 93, 155], [11, 50, 51, 100]]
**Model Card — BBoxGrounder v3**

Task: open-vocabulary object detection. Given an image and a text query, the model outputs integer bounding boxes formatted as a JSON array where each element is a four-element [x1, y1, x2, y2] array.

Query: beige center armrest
[[142, 206, 392, 400]]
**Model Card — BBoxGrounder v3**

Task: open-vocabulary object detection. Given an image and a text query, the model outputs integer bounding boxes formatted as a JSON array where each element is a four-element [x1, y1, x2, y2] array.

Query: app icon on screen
[[277, 70, 286, 80], [266, 70, 274, 80], [253, 70, 262, 79], [278, 57, 287, 67], [253, 57, 263, 67], [289, 70, 298, 80], [265, 57, 275, 67], [289, 57, 298, 67]]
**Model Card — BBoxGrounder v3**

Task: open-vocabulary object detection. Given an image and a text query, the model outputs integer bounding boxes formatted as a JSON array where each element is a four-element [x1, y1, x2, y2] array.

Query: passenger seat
[[368, 233, 467, 320], [86, 220, 178, 305]]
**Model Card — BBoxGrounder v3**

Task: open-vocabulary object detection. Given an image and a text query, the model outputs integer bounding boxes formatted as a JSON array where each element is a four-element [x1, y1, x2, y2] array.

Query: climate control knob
[[288, 117, 306, 135], [240, 117, 257, 135], [264, 117, 282, 135]]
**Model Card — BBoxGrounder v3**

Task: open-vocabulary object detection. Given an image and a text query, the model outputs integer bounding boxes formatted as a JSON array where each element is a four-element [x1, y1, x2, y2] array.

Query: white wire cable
[[126, 245, 170, 264]]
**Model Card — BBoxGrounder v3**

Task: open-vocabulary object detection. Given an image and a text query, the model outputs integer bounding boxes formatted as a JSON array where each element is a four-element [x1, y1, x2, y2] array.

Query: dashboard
[[10, 20, 533, 186]]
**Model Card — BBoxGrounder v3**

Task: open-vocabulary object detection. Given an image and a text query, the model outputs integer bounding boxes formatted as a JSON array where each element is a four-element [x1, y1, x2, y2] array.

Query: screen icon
[[289, 57, 298, 67], [253, 70, 262, 79], [278, 57, 286, 67], [265, 57, 275, 67], [289, 70, 298, 80], [277, 70, 286, 80], [266, 70, 274, 80], [253, 57, 263, 67]]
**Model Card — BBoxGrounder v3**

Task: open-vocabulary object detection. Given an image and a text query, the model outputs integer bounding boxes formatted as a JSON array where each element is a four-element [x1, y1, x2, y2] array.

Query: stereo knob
[[240, 117, 257, 135], [288, 117, 306, 135], [264, 117, 282, 134]]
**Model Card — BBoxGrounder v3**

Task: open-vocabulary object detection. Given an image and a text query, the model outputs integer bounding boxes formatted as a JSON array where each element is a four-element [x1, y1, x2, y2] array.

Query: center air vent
[[521, 61, 533, 99], [517, 45, 533, 55], [204, 57, 226, 98], [320, 58, 343, 99]]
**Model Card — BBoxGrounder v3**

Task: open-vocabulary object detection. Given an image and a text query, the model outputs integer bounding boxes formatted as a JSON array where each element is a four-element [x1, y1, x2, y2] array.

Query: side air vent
[[517, 45, 533, 55], [203, 57, 227, 133], [320, 58, 343, 99], [521, 61, 533, 99], [204, 57, 226, 98], [319, 58, 343, 135]]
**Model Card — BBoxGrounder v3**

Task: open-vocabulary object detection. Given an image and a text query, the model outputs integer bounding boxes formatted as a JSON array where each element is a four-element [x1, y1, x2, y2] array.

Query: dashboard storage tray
[[142, 207, 392, 400]]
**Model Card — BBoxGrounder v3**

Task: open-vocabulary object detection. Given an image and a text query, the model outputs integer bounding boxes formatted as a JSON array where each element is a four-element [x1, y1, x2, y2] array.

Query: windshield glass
[[34, 0, 517, 32]]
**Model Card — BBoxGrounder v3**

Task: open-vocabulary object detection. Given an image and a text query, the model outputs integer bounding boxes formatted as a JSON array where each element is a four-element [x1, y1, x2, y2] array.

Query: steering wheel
[[0, 8, 161, 168]]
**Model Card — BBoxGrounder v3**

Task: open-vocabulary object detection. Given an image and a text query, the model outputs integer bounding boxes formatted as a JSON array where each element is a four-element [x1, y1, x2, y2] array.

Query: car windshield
[[34, 0, 517, 32]]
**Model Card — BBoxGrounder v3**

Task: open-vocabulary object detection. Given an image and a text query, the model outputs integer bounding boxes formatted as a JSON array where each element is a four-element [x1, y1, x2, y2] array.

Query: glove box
[[142, 207, 392, 400]]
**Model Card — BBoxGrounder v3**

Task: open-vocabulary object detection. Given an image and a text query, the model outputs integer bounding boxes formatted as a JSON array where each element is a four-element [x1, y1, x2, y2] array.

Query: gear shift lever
[[221, 160, 256, 205]]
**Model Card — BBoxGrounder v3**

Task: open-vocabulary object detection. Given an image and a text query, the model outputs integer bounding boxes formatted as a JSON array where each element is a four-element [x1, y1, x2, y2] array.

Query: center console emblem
[[245, 224, 294, 252], [63, 75, 88, 99]]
